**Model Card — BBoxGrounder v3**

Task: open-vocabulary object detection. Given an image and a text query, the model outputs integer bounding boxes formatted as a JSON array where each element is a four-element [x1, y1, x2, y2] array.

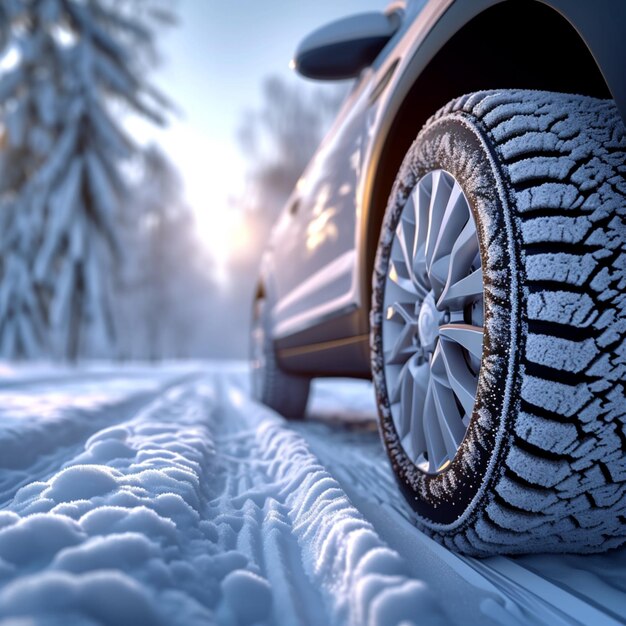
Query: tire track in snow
[[208, 387, 329, 626], [293, 420, 525, 625], [298, 388, 626, 626], [0, 372, 452, 625], [220, 382, 458, 626], [0, 371, 199, 507], [0, 376, 261, 625], [0, 367, 623, 625]]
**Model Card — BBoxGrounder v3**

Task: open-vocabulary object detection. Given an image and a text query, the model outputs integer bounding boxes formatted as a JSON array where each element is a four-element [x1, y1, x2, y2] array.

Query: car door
[[269, 75, 374, 342]]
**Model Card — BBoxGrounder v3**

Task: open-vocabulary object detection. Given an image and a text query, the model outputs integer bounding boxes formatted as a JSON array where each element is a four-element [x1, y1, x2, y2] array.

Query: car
[[250, 0, 626, 556]]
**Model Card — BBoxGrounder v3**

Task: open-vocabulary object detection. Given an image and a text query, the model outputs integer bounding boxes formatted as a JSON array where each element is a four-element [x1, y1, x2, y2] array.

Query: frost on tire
[[370, 90, 626, 556]]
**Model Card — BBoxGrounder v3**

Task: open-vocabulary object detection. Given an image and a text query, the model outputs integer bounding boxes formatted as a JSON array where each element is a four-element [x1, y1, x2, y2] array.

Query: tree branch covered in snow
[[0, 0, 173, 359]]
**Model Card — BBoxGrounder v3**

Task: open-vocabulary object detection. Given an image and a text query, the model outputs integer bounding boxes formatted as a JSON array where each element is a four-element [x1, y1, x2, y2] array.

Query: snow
[[525, 252, 597, 285], [526, 334, 598, 373], [527, 291, 596, 327], [0, 363, 624, 625]]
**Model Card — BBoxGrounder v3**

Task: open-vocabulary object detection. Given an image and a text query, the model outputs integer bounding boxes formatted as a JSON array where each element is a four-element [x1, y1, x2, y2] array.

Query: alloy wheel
[[382, 170, 484, 474]]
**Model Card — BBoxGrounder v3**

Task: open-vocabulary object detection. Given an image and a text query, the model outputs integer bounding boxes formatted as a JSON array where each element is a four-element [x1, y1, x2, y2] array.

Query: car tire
[[251, 296, 311, 419], [371, 90, 626, 556]]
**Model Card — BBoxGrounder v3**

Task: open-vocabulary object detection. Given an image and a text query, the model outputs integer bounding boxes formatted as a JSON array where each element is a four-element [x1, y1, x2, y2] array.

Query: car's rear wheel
[[251, 296, 311, 419], [371, 90, 626, 556]]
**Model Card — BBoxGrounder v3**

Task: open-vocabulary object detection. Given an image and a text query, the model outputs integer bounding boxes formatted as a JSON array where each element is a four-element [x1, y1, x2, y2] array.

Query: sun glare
[[125, 112, 254, 285], [194, 204, 251, 282], [159, 126, 252, 281]]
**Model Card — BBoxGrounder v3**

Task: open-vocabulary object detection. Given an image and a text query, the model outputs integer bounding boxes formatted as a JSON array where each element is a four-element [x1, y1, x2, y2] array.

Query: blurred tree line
[[238, 76, 347, 217], [114, 145, 213, 360], [205, 76, 348, 360], [0, 0, 346, 361]]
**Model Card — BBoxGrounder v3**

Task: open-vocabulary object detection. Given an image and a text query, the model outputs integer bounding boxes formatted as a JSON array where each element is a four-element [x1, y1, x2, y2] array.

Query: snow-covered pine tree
[[0, 0, 171, 359]]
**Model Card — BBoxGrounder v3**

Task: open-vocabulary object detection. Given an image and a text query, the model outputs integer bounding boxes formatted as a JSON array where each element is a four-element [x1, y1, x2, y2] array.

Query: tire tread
[[429, 91, 626, 554]]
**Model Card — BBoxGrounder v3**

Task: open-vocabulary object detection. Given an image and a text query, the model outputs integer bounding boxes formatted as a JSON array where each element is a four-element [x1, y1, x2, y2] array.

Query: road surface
[[0, 363, 623, 625]]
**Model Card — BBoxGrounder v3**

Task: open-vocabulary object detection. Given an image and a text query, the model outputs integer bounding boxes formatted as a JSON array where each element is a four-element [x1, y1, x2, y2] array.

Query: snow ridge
[[0, 374, 448, 625], [254, 414, 446, 626], [0, 382, 226, 625]]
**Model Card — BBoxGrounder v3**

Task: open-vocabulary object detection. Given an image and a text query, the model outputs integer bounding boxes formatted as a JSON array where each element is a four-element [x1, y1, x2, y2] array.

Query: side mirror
[[292, 12, 401, 81]]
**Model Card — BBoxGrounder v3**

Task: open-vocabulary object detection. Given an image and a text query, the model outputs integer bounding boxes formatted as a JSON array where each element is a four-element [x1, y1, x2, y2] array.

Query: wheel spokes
[[432, 378, 467, 461], [437, 337, 479, 417], [388, 256, 418, 296], [384, 302, 419, 365], [412, 175, 432, 291], [424, 171, 452, 278], [399, 357, 429, 452], [385, 321, 418, 365], [439, 323, 484, 359], [437, 267, 483, 311], [422, 382, 447, 472], [395, 208, 417, 283], [436, 216, 480, 307], [428, 181, 468, 295], [382, 169, 485, 475]]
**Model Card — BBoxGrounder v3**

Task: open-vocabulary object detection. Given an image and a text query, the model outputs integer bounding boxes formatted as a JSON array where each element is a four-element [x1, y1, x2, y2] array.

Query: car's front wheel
[[371, 90, 626, 556]]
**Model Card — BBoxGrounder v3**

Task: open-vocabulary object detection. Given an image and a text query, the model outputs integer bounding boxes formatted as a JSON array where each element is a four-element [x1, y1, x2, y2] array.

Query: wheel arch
[[360, 0, 614, 308]]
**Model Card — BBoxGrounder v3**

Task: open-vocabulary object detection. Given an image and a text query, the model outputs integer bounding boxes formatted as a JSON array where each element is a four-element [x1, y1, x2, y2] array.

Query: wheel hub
[[382, 170, 484, 475], [417, 292, 441, 352]]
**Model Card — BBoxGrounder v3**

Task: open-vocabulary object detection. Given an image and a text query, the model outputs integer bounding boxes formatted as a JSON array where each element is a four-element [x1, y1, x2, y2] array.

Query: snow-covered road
[[0, 363, 624, 625]]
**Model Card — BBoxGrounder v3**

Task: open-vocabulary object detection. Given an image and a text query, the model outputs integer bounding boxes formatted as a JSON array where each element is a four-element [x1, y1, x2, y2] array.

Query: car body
[[252, 0, 626, 555], [257, 0, 625, 378]]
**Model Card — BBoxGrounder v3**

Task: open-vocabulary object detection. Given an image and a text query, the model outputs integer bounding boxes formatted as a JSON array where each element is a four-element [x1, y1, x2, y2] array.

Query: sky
[[131, 0, 388, 263]]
